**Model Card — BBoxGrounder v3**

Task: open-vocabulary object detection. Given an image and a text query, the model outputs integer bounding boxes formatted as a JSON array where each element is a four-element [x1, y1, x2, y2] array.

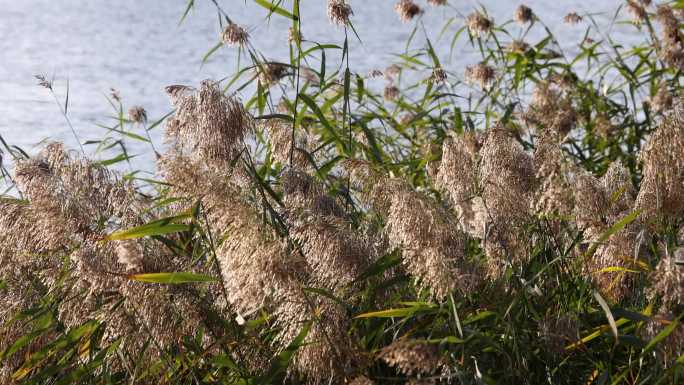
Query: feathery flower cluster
[[431, 67, 447, 83], [327, 0, 353, 26], [507, 39, 530, 54], [384, 84, 400, 101], [532, 131, 575, 217], [655, 5, 684, 69], [465, 62, 495, 88], [256, 61, 289, 87], [650, 83, 674, 113], [165, 80, 253, 163], [478, 127, 536, 275], [265, 119, 313, 169], [379, 339, 442, 376], [434, 133, 485, 238], [634, 107, 684, 226], [514, 5, 534, 24], [466, 11, 492, 37], [221, 22, 249, 46], [574, 162, 642, 300], [128, 105, 147, 123], [626, 0, 647, 24], [386, 181, 482, 299], [523, 81, 577, 137], [564, 12, 582, 25], [394, 0, 423, 23]]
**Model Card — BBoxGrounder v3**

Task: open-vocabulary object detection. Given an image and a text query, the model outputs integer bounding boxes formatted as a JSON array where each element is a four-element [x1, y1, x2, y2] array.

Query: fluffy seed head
[[394, 0, 423, 23], [564, 12, 582, 24], [379, 339, 442, 375], [466, 11, 492, 37], [465, 62, 495, 87], [626, 1, 647, 24], [327, 0, 353, 26], [427, 0, 447, 5], [514, 5, 534, 24], [384, 84, 400, 101], [507, 39, 530, 54], [386, 182, 482, 299], [128, 105, 147, 124], [256, 62, 289, 87], [165, 80, 252, 163], [431, 67, 447, 83], [221, 23, 249, 46]]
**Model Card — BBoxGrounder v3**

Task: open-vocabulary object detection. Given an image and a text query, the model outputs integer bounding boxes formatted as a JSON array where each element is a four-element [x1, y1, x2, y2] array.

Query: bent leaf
[[127, 272, 218, 284]]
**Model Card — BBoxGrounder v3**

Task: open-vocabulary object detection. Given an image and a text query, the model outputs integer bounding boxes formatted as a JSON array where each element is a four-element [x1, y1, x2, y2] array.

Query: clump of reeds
[[4, 1, 684, 383]]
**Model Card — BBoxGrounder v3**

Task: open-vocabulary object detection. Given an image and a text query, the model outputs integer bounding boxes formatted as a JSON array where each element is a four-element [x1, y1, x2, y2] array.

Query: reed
[[2, 0, 684, 383]]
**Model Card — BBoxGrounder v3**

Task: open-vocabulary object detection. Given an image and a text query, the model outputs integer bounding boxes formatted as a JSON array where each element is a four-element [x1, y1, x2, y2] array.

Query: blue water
[[0, 0, 640, 168]]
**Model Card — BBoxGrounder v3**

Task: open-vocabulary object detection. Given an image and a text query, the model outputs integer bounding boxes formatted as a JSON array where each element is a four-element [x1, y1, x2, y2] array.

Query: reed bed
[[1, 0, 684, 383]]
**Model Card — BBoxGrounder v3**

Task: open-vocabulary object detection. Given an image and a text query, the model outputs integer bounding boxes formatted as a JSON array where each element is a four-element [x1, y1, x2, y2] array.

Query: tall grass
[[2, 0, 684, 384]]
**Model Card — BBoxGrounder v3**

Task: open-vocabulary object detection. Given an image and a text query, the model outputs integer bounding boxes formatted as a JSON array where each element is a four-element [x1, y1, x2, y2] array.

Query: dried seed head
[[386, 182, 482, 299], [650, 84, 674, 113], [256, 62, 289, 87], [643, 311, 684, 365], [384, 84, 400, 101], [650, 247, 684, 308], [265, 119, 312, 169], [427, 0, 447, 5], [128, 105, 147, 124], [367, 69, 383, 79], [35, 74, 52, 90], [291, 216, 370, 292], [14, 142, 140, 237], [379, 339, 442, 375], [466, 11, 492, 37], [514, 5, 534, 24], [394, 0, 423, 23], [221, 22, 249, 46], [479, 127, 535, 272], [327, 0, 353, 26], [532, 131, 575, 217], [523, 81, 576, 137], [635, 108, 684, 225], [564, 12, 582, 25], [288, 26, 302, 43], [217, 201, 302, 314], [626, 1, 647, 24], [431, 67, 447, 83], [110, 88, 121, 102], [349, 376, 375, 385], [479, 128, 535, 223], [507, 39, 530, 54], [465, 62, 495, 88], [384, 64, 402, 82], [115, 240, 144, 272], [435, 133, 485, 238], [275, 290, 358, 382], [165, 80, 252, 163]]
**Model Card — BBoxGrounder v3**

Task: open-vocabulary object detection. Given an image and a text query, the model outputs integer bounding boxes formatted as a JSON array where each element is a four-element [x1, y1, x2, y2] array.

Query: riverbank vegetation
[[2, 0, 684, 383]]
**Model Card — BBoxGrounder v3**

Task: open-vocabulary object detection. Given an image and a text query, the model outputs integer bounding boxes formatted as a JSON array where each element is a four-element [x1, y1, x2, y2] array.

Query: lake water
[[0, 0, 640, 167]]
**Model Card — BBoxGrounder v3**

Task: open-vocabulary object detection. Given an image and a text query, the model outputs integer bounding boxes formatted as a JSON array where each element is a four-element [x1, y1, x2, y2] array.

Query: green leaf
[[594, 291, 619, 342], [254, 0, 298, 20], [104, 213, 192, 241], [355, 303, 436, 319], [127, 272, 218, 284], [95, 153, 137, 167]]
